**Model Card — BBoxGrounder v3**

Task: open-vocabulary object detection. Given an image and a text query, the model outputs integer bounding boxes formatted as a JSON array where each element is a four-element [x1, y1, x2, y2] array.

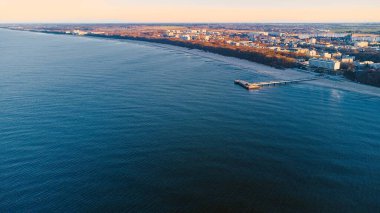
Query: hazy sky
[[1, 0, 380, 23]]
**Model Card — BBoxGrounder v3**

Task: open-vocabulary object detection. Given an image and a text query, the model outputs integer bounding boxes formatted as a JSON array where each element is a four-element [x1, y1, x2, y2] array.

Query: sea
[[0, 28, 379, 212]]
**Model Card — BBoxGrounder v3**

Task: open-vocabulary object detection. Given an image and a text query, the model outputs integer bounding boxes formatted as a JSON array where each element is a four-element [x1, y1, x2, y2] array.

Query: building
[[352, 34, 380, 42], [180, 35, 191, 41], [191, 35, 199, 40], [269, 32, 285, 37], [290, 48, 309, 54], [315, 33, 349, 38], [309, 58, 341, 70], [322, 53, 332, 59], [165, 31, 175, 37], [341, 55, 355, 63], [308, 50, 318, 57], [355, 61, 374, 67], [332, 52, 342, 59], [298, 34, 310, 39], [354, 61, 380, 69], [72, 30, 87, 36], [309, 38, 317, 44], [230, 41, 240, 46], [355, 41, 369, 48], [249, 32, 268, 40], [89, 31, 105, 35], [239, 41, 253, 46]]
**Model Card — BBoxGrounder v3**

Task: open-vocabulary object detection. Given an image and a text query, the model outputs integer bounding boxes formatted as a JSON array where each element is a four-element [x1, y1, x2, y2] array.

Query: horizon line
[[2, 22, 380, 25]]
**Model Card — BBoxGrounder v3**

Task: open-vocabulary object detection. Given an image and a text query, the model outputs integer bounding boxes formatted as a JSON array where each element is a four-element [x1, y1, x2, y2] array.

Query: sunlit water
[[0, 29, 379, 212]]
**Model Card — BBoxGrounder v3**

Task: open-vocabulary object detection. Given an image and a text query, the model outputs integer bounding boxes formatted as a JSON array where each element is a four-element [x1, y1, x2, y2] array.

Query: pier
[[234, 77, 320, 90]]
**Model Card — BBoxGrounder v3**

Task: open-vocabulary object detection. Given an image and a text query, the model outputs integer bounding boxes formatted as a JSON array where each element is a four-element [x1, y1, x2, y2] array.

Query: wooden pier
[[234, 77, 320, 90]]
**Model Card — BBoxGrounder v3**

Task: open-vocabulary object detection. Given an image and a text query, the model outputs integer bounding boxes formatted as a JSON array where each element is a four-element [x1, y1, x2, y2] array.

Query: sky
[[0, 0, 380, 23]]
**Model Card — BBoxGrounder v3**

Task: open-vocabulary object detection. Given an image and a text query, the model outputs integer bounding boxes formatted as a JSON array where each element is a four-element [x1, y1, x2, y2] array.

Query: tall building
[[309, 59, 341, 70]]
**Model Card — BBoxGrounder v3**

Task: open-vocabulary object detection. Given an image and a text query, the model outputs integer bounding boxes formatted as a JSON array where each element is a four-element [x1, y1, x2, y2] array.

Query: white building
[[323, 53, 332, 59], [180, 35, 191, 41], [308, 50, 318, 57], [355, 61, 374, 67], [354, 61, 380, 69], [315, 33, 349, 38], [239, 41, 253, 46], [341, 55, 355, 63], [352, 34, 380, 42], [293, 48, 309, 54], [309, 59, 341, 70], [249, 32, 268, 40], [165, 31, 175, 37], [72, 30, 87, 36], [309, 38, 317, 44], [269, 32, 285, 37], [185, 30, 198, 34], [298, 34, 310, 39], [355, 41, 369, 48], [90, 31, 105, 35], [203, 36, 210, 41]]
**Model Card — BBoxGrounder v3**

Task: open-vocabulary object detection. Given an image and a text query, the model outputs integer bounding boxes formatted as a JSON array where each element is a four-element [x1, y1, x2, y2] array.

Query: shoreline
[[3, 28, 380, 97], [134, 40, 380, 97]]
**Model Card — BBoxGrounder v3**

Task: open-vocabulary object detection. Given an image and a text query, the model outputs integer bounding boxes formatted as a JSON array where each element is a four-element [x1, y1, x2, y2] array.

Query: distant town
[[3, 23, 380, 87]]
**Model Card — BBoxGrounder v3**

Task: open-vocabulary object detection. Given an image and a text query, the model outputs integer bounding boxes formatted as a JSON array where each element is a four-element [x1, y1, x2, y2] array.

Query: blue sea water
[[0, 29, 379, 212]]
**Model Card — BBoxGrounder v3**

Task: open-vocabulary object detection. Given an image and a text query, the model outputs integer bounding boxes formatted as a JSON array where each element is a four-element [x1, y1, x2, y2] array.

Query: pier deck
[[234, 77, 320, 90]]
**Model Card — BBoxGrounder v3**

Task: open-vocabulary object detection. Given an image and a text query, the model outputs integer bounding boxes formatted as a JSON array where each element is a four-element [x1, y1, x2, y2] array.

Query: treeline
[[342, 62, 380, 87], [89, 34, 298, 69], [355, 71, 380, 87]]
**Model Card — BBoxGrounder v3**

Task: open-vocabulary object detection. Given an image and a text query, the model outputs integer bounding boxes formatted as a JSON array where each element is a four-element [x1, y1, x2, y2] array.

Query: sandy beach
[[142, 41, 380, 98]]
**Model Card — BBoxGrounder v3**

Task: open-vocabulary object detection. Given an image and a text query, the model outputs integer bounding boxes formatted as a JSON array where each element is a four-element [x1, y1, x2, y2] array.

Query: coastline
[[4, 28, 380, 98], [140, 41, 380, 97]]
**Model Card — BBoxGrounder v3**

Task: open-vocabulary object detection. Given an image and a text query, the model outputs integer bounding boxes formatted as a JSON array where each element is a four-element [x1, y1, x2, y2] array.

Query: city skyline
[[1, 0, 380, 23]]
